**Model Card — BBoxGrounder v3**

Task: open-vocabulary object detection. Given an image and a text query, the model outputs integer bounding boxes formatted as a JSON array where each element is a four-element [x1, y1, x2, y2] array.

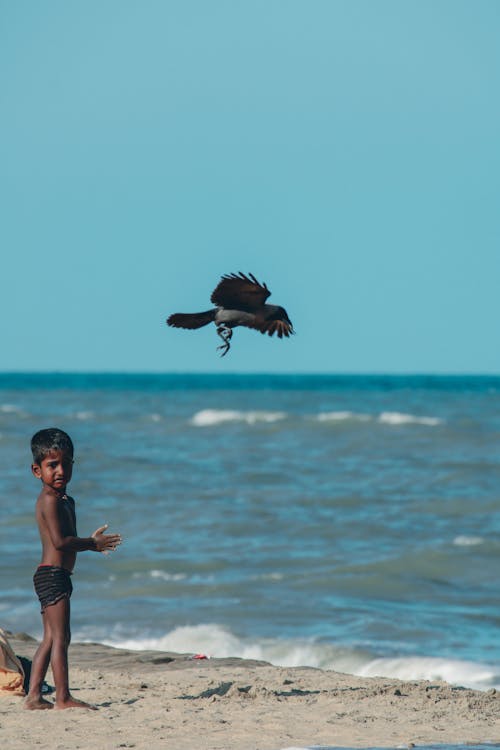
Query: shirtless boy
[[25, 428, 122, 710]]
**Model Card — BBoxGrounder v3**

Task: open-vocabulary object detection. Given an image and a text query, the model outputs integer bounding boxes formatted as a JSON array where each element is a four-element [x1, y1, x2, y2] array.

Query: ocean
[[1, 373, 499, 694], [285, 747, 500, 750], [284, 747, 500, 750]]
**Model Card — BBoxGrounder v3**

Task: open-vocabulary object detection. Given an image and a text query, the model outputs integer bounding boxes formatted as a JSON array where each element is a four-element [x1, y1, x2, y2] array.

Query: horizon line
[[1, 371, 499, 378]]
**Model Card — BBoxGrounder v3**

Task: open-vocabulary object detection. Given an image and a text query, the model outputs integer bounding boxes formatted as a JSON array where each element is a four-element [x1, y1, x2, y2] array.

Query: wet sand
[[1, 632, 499, 750]]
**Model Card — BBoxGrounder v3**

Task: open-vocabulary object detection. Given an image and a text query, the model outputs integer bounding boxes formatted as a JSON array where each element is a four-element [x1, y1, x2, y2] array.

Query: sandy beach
[[0, 632, 498, 750]]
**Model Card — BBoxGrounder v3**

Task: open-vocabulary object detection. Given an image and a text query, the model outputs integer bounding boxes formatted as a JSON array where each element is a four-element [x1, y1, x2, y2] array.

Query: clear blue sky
[[1, 1, 499, 373]]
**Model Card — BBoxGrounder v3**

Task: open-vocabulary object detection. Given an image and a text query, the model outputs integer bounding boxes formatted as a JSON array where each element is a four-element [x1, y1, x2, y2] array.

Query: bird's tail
[[166, 309, 216, 330]]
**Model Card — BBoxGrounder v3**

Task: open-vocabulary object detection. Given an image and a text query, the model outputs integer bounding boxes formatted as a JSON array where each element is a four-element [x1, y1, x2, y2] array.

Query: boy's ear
[[32, 463, 42, 479]]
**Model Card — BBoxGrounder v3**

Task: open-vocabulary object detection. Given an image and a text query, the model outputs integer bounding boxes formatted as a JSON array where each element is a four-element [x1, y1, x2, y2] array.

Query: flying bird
[[166, 272, 294, 356]]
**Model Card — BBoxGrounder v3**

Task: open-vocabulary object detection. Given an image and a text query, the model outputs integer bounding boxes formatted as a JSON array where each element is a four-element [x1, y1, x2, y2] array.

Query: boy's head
[[31, 428, 74, 466]]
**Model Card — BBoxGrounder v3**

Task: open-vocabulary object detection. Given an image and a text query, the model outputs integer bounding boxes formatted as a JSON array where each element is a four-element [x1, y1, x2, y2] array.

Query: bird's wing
[[248, 317, 294, 339], [210, 272, 271, 311]]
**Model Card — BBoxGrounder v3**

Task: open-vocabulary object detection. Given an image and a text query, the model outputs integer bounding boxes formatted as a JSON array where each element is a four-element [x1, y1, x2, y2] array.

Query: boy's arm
[[42, 495, 121, 553]]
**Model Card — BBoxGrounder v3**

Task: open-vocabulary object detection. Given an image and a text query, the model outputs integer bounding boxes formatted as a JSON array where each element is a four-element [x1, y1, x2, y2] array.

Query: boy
[[25, 428, 122, 710]]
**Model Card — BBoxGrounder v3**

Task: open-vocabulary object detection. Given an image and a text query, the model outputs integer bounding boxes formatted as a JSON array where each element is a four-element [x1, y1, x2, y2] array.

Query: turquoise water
[[287, 746, 500, 750], [285, 746, 500, 750], [1, 374, 499, 691]]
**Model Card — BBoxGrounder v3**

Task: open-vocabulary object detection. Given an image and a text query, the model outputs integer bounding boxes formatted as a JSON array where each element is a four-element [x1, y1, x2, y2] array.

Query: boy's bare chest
[[59, 497, 76, 535]]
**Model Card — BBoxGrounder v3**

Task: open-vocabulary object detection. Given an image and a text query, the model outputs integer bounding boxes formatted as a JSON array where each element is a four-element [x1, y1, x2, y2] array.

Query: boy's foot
[[24, 696, 54, 710], [54, 696, 98, 710]]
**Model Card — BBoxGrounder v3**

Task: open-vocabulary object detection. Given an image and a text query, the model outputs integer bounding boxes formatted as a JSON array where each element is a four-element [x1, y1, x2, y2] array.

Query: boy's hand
[[92, 524, 122, 554]]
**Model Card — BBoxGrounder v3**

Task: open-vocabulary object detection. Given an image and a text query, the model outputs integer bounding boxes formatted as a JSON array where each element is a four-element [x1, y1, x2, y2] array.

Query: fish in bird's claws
[[216, 325, 232, 357]]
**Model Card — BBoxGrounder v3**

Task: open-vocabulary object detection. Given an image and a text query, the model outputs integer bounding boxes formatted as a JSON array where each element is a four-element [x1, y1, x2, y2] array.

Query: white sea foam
[[0, 403, 28, 417], [378, 411, 443, 426], [130, 570, 187, 582], [453, 535, 484, 546], [191, 409, 287, 426], [1, 404, 18, 413], [356, 656, 498, 691], [74, 410, 95, 420], [100, 623, 499, 692], [252, 572, 284, 581], [315, 410, 443, 426], [316, 411, 371, 422], [191, 409, 443, 426], [149, 569, 187, 582]]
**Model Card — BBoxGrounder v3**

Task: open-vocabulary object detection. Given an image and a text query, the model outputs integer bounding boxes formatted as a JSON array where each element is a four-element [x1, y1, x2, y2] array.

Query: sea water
[[1, 374, 499, 692], [281, 746, 500, 750], [280, 746, 500, 750]]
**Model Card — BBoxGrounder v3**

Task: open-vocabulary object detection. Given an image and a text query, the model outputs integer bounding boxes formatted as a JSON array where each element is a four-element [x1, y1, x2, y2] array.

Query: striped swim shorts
[[33, 565, 73, 613]]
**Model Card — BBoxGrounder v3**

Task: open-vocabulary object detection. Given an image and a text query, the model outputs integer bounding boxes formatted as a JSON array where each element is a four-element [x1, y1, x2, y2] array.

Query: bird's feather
[[249, 318, 293, 338], [166, 310, 216, 329], [210, 272, 271, 311]]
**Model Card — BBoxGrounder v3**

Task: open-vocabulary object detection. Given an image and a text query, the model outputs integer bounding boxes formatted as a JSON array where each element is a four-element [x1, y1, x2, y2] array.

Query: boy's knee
[[53, 628, 70, 648], [60, 626, 71, 647]]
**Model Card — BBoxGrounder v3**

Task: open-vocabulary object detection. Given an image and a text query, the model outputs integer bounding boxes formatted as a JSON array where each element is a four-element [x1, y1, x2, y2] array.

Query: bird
[[166, 272, 294, 356]]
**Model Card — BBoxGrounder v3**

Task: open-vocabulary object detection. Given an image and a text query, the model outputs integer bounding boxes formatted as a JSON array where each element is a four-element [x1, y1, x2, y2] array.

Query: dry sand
[[1, 632, 499, 750]]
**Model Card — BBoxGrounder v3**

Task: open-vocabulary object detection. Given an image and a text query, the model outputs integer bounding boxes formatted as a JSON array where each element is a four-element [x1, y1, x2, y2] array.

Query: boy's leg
[[45, 597, 96, 709], [24, 611, 54, 709]]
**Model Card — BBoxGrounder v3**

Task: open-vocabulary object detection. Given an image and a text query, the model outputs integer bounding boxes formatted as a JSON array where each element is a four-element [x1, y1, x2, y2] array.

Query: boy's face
[[32, 449, 74, 493]]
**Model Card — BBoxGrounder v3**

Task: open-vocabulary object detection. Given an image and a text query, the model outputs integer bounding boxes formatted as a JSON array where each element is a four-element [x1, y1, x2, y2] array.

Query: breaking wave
[[96, 623, 499, 692], [191, 409, 443, 427], [191, 409, 287, 426]]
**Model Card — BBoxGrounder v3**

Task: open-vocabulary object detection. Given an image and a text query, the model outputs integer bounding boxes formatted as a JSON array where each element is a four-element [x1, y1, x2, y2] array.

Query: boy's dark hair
[[31, 428, 74, 465]]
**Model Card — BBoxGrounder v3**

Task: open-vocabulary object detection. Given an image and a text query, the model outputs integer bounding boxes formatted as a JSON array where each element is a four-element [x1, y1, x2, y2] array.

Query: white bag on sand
[[0, 628, 25, 696]]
